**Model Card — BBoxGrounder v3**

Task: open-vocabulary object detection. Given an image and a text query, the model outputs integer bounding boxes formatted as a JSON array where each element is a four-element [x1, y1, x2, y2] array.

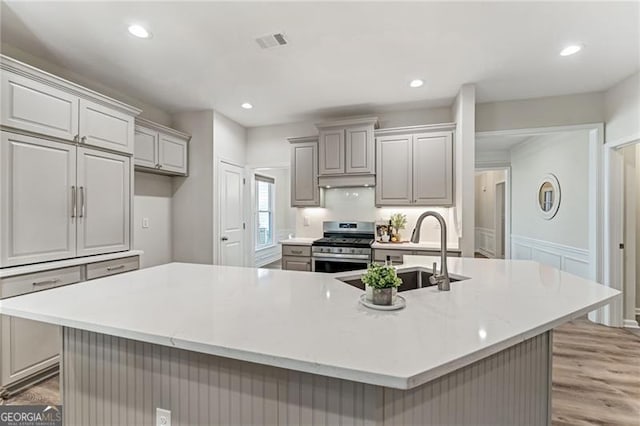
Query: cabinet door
[[0, 316, 60, 388], [291, 141, 320, 207], [413, 132, 453, 206], [134, 125, 158, 169], [1, 71, 79, 141], [282, 256, 311, 271], [158, 133, 188, 175], [345, 125, 374, 174], [76, 148, 130, 256], [79, 99, 134, 154], [375, 135, 413, 206], [318, 129, 345, 175], [0, 132, 76, 267]]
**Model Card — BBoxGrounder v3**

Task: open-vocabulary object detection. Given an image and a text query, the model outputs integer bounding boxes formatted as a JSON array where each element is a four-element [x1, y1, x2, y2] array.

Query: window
[[256, 175, 275, 249]]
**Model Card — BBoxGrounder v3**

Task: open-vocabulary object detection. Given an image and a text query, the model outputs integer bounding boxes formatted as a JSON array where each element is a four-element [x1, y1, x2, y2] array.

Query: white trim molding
[[475, 227, 496, 258], [511, 235, 591, 279]]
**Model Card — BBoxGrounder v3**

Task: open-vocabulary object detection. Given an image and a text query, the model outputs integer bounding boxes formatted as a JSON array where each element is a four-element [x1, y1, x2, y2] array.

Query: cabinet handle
[[81, 136, 87, 144], [73, 134, 79, 143], [106, 265, 126, 271], [79, 187, 85, 218], [291, 250, 303, 254], [158, 164, 163, 169], [32, 278, 60, 286], [71, 186, 77, 219]]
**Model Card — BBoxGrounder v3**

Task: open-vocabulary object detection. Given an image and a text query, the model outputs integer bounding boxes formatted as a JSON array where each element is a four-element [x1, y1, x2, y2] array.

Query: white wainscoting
[[511, 235, 591, 279], [254, 229, 294, 267], [475, 227, 496, 258]]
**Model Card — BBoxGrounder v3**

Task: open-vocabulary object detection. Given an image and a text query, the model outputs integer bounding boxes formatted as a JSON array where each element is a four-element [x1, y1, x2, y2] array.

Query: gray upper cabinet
[[375, 127, 454, 207], [376, 134, 413, 206], [289, 137, 322, 207], [0, 132, 77, 267], [0, 55, 140, 155], [316, 117, 377, 178], [318, 128, 345, 175], [134, 118, 190, 176], [345, 125, 375, 174], [413, 132, 453, 205], [78, 98, 134, 154], [1, 71, 79, 141], [76, 148, 131, 257]]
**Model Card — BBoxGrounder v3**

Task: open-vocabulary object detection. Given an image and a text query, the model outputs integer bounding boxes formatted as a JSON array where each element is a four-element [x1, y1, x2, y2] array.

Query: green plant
[[390, 213, 407, 232], [361, 263, 403, 289]]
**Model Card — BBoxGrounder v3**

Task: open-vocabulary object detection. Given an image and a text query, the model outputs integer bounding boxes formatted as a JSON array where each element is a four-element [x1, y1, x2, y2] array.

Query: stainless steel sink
[[337, 267, 465, 292]]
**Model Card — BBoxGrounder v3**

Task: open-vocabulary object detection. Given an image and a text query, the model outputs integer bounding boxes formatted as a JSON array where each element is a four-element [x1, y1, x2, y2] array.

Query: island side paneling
[[62, 327, 551, 425]]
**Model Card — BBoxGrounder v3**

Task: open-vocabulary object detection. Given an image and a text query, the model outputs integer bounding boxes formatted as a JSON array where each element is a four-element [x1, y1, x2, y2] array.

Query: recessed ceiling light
[[560, 45, 582, 56], [128, 24, 150, 39], [241, 102, 253, 109], [409, 79, 424, 88]]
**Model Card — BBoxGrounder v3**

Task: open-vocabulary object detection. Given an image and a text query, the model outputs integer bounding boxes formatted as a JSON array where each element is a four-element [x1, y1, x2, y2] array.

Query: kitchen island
[[0, 257, 619, 425]]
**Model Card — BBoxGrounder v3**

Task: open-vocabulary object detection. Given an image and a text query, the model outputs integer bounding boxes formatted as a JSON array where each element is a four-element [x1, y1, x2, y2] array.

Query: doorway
[[474, 168, 510, 259]]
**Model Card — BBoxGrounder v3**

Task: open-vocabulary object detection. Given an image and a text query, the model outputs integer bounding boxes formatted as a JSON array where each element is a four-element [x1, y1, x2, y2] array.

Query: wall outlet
[[304, 216, 310, 227], [156, 408, 171, 426], [142, 218, 150, 229]]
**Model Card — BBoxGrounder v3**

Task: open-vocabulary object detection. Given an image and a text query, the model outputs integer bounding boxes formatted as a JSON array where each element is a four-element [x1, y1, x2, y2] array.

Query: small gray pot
[[372, 287, 394, 305]]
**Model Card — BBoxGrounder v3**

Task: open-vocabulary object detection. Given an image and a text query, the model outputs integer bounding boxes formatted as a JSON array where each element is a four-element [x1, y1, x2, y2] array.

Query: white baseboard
[[511, 235, 591, 279], [623, 319, 640, 329]]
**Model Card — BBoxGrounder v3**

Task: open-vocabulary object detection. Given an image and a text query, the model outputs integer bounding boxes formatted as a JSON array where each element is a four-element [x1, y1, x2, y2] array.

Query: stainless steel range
[[311, 221, 375, 273]]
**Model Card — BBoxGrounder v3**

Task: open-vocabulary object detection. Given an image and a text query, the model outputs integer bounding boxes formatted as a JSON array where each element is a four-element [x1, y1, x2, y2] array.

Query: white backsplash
[[294, 188, 460, 247]]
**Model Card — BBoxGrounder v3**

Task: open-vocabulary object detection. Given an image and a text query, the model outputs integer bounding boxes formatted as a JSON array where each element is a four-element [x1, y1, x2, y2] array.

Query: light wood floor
[[3, 319, 639, 426]]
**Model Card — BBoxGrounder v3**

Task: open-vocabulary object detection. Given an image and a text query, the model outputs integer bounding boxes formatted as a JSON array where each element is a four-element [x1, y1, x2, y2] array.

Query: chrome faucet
[[410, 211, 451, 291]]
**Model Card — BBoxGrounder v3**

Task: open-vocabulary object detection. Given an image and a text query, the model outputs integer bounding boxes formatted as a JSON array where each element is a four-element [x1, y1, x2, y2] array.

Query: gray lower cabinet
[[281, 245, 312, 271], [134, 118, 190, 176], [289, 137, 322, 207], [376, 129, 454, 207], [373, 248, 461, 264], [0, 256, 139, 396]]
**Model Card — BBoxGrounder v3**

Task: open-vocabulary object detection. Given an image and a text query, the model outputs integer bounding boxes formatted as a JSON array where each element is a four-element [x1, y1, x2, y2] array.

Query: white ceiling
[[2, 1, 638, 127]]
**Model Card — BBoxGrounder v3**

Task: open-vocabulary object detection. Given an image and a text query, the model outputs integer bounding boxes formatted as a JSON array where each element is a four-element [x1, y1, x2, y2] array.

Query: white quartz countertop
[[0, 257, 618, 389], [372, 242, 461, 251], [279, 238, 318, 246], [0, 250, 144, 278]]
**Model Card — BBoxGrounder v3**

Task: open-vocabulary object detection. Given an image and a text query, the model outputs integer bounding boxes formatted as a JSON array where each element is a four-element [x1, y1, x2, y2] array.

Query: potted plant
[[390, 213, 408, 241], [361, 263, 403, 305]]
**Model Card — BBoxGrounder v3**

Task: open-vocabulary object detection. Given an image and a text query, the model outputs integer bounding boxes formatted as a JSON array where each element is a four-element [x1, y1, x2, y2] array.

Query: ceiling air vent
[[256, 33, 288, 49]]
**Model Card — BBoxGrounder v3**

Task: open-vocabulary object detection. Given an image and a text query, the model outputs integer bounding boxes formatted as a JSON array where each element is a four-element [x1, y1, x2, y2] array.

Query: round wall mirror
[[537, 174, 561, 220]]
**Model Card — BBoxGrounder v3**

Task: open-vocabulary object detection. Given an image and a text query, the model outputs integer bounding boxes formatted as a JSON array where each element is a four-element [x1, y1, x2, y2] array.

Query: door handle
[[71, 186, 77, 219], [221, 236, 229, 241], [79, 186, 85, 218]]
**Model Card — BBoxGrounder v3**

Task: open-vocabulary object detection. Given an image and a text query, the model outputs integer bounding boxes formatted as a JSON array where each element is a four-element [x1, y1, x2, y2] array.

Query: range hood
[[318, 175, 375, 188]]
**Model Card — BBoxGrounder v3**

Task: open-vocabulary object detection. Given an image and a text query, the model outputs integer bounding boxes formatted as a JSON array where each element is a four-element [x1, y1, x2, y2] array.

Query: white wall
[[171, 110, 215, 264], [511, 130, 590, 249], [476, 92, 605, 132], [621, 144, 637, 322], [452, 85, 476, 257], [133, 172, 173, 268], [637, 145, 640, 313], [605, 71, 640, 145], [295, 188, 460, 246]]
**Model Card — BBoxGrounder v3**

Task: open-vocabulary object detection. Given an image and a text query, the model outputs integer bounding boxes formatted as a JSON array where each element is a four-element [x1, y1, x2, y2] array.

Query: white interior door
[[219, 162, 244, 266], [495, 182, 506, 259]]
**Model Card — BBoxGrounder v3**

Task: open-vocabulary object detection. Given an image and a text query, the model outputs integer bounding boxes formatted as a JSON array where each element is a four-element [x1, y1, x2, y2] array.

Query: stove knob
[[337, 248, 343, 253]]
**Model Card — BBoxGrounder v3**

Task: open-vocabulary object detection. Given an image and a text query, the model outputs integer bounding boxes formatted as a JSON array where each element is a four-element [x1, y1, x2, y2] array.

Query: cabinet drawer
[[282, 245, 311, 257], [86, 256, 139, 280], [373, 249, 413, 264], [0, 266, 82, 299], [282, 256, 312, 272]]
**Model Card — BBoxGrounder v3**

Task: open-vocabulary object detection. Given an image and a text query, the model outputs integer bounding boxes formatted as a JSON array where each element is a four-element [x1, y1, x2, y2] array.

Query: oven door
[[312, 256, 370, 273]]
